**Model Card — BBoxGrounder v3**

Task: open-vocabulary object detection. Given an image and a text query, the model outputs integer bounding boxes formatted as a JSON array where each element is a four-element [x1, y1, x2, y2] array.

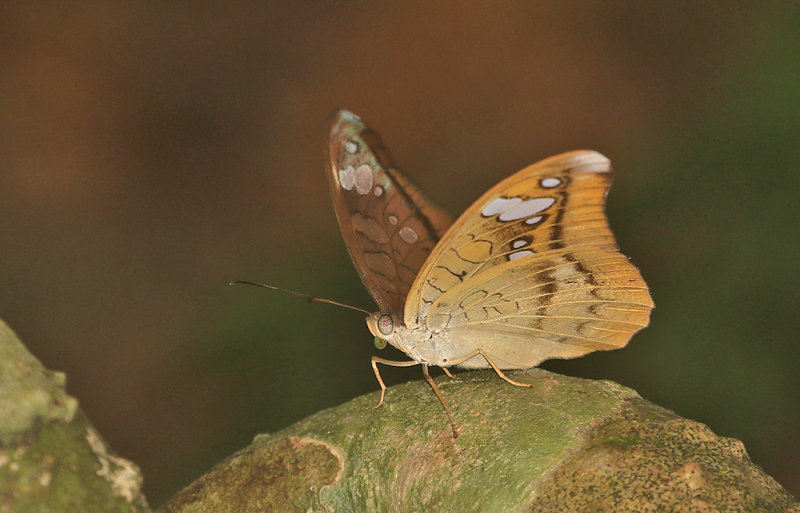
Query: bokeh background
[[1, 2, 798, 506]]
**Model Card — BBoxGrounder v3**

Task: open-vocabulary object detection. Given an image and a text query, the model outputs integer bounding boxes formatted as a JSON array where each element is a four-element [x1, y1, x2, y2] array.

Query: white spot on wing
[[512, 239, 528, 249], [338, 165, 355, 190], [344, 141, 358, 154], [481, 197, 522, 217], [541, 177, 561, 188], [374, 186, 383, 197], [355, 165, 373, 195], [509, 249, 534, 260], [388, 215, 398, 225], [524, 215, 543, 225], [571, 151, 610, 173], [399, 226, 418, 244], [498, 197, 555, 221], [577, 162, 609, 173]]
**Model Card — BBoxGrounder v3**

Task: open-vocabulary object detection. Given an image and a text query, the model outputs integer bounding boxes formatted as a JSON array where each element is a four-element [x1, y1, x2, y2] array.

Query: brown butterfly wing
[[326, 110, 454, 313], [405, 150, 653, 368]]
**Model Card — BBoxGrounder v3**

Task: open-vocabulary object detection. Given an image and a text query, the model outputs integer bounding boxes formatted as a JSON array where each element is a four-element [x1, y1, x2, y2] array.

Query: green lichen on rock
[[0, 321, 78, 445], [527, 398, 798, 511], [159, 369, 798, 512], [0, 319, 150, 513], [159, 437, 341, 512]]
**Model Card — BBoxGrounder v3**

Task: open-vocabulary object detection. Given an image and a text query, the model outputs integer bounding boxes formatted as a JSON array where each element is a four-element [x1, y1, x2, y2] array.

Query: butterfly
[[322, 110, 653, 436]]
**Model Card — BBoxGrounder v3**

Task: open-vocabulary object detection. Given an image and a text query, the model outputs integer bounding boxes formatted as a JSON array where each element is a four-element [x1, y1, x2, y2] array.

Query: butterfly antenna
[[229, 280, 372, 316]]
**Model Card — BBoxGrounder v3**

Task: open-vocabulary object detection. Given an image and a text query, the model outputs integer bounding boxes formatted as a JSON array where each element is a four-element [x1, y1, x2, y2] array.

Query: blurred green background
[[1, 2, 798, 506]]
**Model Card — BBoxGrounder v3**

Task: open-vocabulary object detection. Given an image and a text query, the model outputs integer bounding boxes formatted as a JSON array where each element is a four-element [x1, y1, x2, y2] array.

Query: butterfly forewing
[[326, 110, 454, 313], [405, 150, 653, 368]]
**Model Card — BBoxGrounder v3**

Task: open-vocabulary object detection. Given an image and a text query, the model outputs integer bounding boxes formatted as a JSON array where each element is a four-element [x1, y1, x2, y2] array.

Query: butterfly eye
[[373, 335, 387, 350], [377, 314, 394, 336]]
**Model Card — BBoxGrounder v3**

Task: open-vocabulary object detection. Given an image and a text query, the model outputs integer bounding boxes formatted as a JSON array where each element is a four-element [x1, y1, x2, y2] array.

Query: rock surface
[[0, 320, 150, 513], [158, 367, 798, 512]]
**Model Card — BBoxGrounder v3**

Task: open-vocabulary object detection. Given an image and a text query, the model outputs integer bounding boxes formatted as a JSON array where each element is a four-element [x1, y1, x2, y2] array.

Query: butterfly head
[[366, 312, 403, 350]]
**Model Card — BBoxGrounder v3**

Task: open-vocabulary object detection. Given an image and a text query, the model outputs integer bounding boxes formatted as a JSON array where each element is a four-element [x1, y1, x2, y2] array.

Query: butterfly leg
[[442, 367, 455, 379], [370, 356, 419, 408], [421, 364, 458, 438], [447, 349, 533, 388]]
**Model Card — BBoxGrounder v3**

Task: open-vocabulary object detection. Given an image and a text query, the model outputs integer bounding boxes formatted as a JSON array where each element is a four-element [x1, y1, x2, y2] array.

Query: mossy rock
[[0, 320, 150, 513], [159, 369, 798, 512]]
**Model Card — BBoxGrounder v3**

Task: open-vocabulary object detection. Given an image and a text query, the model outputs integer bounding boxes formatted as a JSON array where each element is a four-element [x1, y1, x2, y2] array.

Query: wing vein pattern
[[404, 150, 654, 369], [326, 111, 454, 313]]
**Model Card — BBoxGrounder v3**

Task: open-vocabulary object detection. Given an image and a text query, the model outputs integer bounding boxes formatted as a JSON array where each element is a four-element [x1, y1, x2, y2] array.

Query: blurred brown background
[[1, 2, 798, 506]]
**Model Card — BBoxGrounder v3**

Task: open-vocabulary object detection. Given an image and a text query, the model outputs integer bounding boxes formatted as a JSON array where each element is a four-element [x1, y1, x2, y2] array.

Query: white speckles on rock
[[498, 197, 555, 221], [338, 165, 355, 190], [399, 226, 419, 244], [355, 165, 373, 195], [481, 197, 522, 217], [344, 141, 358, 154], [509, 249, 534, 261], [39, 470, 52, 487], [374, 186, 383, 197], [85, 427, 142, 502], [388, 215, 398, 225], [541, 177, 562, 188]]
